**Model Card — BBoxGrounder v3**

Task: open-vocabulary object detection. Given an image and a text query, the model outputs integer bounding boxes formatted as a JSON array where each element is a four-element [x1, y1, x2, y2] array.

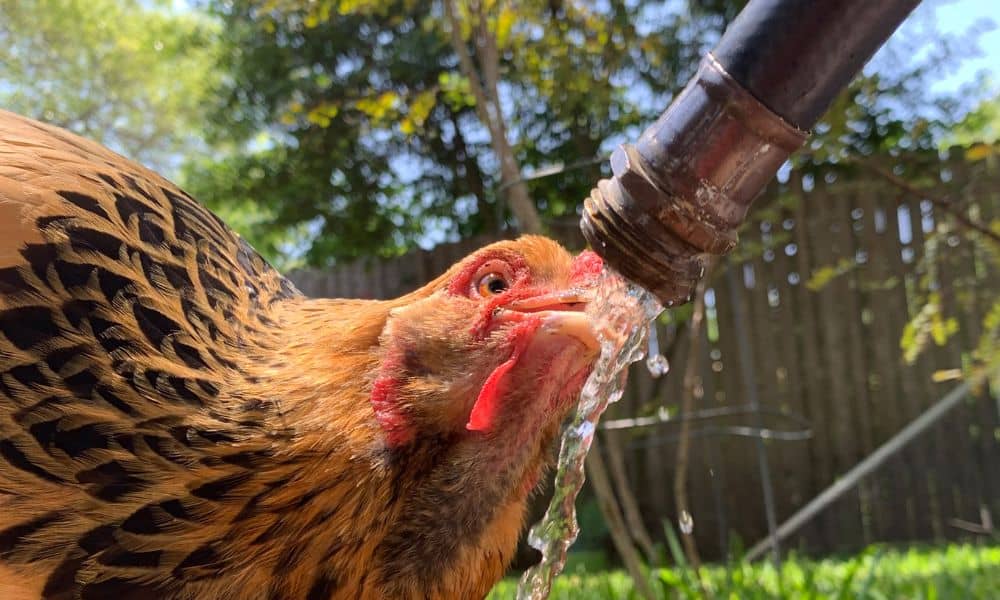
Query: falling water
[[646, 322, 670, 378], [516, 266, 662, 600]]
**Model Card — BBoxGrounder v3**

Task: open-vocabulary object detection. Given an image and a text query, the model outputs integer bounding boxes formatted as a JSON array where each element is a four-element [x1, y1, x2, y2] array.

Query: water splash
[[645, 322, 670, 378], [516, 267, 662, 600]]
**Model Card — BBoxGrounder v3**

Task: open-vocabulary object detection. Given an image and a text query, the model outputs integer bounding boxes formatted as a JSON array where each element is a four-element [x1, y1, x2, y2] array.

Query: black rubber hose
[[712, 0, 921, 129]]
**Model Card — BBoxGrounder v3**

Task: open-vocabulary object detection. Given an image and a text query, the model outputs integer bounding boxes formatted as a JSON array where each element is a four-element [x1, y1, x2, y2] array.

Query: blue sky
[[889, 0, 998, 95], [935, 0, 999, 75]]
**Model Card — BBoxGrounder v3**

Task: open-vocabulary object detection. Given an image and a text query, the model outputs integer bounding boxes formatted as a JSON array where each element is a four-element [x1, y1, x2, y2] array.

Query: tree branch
[[442, 0, 543, 234], [443, 0, 497, 139], [586, 440, 657, 600], [604, 430, 659, 566], [672, 267, 713, 597], [476, 7, 502, 127], [848, 156, 1000, 247]]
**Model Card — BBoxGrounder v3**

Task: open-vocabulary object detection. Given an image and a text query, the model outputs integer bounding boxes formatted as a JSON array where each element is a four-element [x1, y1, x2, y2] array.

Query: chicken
[[0, 110, 605, 599]]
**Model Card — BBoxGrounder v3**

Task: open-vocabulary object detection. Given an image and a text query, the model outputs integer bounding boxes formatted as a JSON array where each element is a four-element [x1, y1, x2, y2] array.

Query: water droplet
[[645, 323, 669, 377], [646, 353, 669, 377], [679, 510, 694, 535]]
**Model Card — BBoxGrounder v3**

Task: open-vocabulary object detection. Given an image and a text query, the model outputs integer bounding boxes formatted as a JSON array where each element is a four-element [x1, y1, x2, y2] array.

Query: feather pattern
[[0, 110, 596, 599]]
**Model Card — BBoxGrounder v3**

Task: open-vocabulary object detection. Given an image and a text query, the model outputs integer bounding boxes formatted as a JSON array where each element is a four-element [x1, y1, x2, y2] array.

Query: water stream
[[516, 266, 663, 600]]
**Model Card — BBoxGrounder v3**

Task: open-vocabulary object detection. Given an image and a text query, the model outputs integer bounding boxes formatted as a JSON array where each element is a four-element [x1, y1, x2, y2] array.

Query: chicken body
[[0, 110, 602, 599]]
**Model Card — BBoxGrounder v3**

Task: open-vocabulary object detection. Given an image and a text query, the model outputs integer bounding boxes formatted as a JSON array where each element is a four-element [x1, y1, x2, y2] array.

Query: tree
[[191, 0, 739, 266], [0, 0, 221, 175], [782, 10, 1000, 382], [187, 0, 496, 266], [893, 93, 1000, 382], [443, 0, 541, 233]]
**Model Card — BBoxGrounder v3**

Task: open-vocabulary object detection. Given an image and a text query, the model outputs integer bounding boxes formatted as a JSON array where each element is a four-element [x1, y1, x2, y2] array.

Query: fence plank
[[859, 190, 912, 542]]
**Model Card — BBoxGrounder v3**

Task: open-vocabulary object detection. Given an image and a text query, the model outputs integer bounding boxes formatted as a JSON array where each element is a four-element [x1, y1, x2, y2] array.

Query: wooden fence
[[289, 155, 1000, 559]]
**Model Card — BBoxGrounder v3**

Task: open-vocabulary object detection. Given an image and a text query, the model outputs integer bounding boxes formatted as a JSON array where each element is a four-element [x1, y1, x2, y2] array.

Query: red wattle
[[465, 352, 519, 432], [466, 319, 538, 432]]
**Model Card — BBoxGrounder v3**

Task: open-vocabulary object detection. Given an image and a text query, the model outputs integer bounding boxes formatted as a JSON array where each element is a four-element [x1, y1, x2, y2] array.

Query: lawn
[[487, 543, 1000, 599]]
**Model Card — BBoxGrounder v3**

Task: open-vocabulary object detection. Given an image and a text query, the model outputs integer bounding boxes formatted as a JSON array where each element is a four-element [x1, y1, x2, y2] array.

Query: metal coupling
[[581, 54, 807, 306]]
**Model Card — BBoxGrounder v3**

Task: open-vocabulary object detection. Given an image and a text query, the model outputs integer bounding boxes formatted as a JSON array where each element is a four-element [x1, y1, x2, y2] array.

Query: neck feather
[[227, 297, 547, 597]]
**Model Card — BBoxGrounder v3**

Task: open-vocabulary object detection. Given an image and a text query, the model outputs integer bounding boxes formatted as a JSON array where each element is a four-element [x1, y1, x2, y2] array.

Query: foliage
[[487, 543, 1000, 599], [889, 129, 1000, 373], [185, 0, 998, 275], [951, 94, 1000, 151], [795, 7, 995, 167], [752, 8, 1000, 380], [575, 497, 612, 553], [187, 0, 468, 264], [189, 0, 745, 266], [0, 0, 221, 175]]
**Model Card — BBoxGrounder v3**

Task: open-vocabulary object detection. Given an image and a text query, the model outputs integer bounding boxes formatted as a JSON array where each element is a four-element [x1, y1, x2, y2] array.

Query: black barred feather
[[0, 110, 345, 599], [0, 110, 581, 600]]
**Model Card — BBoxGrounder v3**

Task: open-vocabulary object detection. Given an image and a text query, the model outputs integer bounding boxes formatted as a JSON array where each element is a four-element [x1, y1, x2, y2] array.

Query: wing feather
[[0, 110, 300, 597]]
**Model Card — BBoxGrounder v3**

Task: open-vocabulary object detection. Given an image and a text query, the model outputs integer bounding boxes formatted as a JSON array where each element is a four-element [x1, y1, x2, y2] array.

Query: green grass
[[487, 543, 1000, 599]]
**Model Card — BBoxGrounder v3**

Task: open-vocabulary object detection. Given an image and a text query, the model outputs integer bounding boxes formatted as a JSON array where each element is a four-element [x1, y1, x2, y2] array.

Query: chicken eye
[[477, 273, 509, 297]]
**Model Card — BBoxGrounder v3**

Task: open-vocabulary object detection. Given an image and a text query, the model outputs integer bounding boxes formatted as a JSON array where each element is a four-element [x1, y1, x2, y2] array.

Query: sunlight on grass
[[488, 543, 1000, 599]]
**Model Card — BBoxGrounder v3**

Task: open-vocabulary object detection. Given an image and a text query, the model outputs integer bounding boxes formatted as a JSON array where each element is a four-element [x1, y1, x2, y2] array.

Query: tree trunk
[[443, 0, 544, 234], [495, 132, 544, 233], [604, 430, 659, 566], [673, 271, 713, 596], [586, 440, 656, 600]]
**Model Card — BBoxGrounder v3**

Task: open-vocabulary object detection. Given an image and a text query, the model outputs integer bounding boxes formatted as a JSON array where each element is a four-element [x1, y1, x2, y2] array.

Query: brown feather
[[0, 109, 599, 599]]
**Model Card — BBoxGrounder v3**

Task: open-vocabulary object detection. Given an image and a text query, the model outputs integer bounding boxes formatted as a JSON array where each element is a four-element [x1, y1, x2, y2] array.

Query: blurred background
[[3, 0, 998, 597]]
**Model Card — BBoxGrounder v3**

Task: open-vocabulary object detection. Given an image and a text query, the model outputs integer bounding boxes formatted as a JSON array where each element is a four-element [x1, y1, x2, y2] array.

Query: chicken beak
[[537, 310, 600, 353], [468, 289, 600, 433], [503, 291, 599, 353], [505, 291, 590, 313]]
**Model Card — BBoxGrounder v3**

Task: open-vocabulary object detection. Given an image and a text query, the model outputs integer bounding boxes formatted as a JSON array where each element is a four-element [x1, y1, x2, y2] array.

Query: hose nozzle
[[581, 0, 919, 306], [582, 55, 805, 305]]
